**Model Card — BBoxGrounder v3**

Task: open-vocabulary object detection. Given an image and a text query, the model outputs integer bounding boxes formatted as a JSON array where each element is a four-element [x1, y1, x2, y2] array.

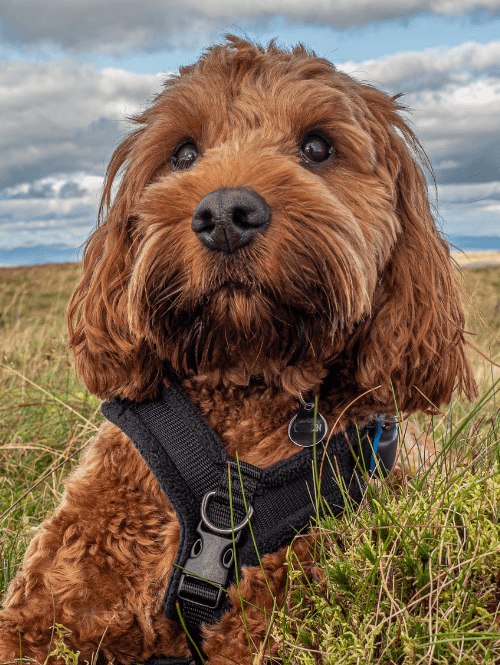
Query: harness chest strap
[[101, 381, 397, 664]]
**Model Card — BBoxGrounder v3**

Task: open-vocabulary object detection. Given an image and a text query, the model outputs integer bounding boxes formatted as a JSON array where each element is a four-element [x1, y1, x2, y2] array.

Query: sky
[[0, 0, 500, 261]]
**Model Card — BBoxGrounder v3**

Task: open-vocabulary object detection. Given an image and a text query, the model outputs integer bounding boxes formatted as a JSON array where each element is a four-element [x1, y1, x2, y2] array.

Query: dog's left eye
[[172, 142, 199, 170], [300, 135, 334, 163]]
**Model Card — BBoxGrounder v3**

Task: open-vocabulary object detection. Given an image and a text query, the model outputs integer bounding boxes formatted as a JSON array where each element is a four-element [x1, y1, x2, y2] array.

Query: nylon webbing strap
[[132, 382, 227, 499]]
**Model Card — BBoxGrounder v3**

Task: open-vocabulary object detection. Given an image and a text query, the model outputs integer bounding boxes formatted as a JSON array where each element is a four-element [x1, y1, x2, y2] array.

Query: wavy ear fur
[[345, 93, 477, 414], [68, 121, 165, 401]]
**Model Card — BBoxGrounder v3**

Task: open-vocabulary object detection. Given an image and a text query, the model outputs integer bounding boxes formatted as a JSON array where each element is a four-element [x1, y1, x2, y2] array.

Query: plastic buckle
[[178, 521, 240, 609], [366, 414, 398, 478]]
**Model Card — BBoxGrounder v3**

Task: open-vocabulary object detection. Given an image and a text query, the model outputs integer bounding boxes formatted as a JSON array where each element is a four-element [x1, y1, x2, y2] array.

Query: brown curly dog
[[0, 35, 476, 665]]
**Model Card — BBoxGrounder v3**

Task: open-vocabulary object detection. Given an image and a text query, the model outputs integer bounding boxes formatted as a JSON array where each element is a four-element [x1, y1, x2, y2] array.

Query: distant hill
[[1, 236, 500, 267], [0, 244, 81, 267], [448, 235, 500, 251]]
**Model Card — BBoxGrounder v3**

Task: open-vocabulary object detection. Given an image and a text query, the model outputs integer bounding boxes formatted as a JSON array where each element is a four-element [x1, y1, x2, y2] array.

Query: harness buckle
[[178, 489, 254, 609], [178, 521, 241, 609], [365, 415, 398, 478]]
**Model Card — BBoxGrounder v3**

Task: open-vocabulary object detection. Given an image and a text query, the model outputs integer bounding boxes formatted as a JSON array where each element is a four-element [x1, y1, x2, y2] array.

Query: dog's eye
[[172, 142, 199, 170], [300, 135, 334, 164]]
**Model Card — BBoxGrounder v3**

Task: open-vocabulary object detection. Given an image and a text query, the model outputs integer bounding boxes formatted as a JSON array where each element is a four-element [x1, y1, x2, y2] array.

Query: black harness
[[101, 380, 397, 665]]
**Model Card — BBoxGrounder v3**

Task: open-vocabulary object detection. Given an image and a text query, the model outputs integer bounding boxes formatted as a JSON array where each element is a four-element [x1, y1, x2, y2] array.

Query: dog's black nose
[[192, 188, 270, 253]]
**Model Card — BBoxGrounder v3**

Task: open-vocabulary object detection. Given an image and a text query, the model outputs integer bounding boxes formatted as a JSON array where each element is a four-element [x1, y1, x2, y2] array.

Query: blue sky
[[87, 14, 500, 74], [0, 0, 499, 261]]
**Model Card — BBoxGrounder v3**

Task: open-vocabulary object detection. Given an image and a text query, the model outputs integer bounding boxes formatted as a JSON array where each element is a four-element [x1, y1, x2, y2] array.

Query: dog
[[0, 35, 476, 664]]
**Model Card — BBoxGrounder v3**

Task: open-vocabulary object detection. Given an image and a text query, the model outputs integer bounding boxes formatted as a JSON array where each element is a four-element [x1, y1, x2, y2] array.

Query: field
[[0, 261, 499, 664]]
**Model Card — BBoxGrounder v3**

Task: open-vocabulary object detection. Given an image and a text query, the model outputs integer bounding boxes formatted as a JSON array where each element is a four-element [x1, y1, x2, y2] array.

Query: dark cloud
[[0, 0, 204, 54], [1, 0, 499, 55], [0, 60, 163, 189], [434, 139, 500, 186]]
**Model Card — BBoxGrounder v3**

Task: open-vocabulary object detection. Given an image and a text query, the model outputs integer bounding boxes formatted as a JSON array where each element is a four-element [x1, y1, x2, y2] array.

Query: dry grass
[[451, 251, 500, 268]]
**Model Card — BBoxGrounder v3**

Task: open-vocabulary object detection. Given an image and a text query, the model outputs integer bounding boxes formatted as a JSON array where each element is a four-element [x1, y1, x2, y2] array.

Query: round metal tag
[[288, 403, 328, 447]]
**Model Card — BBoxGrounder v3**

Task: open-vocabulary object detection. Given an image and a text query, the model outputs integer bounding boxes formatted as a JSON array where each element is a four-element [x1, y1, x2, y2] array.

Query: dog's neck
[[179, 374, 305, 468], [177, 369, 367, 470]]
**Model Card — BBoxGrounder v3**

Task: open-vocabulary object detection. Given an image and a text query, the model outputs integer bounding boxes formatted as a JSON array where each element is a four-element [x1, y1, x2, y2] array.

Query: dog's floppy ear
[[68, 124, 164, 401], [351, 94, 477, 414]]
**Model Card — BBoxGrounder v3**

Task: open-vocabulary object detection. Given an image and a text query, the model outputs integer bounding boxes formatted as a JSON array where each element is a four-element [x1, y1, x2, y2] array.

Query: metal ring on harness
[[298, 392, 314, 409], [200, 490, 254, 534]]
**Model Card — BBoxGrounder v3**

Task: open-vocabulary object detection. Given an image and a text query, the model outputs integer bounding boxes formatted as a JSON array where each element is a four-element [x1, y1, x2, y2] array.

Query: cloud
[[1, 38, 499, 243], [1, 0, 500, 55], [438, 181, 500, 202], [432, 181, 500, 235], [0, 173, 103, 248], [337, 40, 500, 91], [337, 41, 500, 186], [0, 59, 164, 189], [0, 173, 103, 200]]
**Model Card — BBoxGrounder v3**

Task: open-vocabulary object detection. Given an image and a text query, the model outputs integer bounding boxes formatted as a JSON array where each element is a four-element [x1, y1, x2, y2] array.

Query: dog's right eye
[[172, 142, 199, 170], [300, 134, 334, 164]]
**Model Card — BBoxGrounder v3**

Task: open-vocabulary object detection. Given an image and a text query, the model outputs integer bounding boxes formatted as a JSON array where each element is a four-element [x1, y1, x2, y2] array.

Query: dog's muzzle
[[191, 188, 270, 253]]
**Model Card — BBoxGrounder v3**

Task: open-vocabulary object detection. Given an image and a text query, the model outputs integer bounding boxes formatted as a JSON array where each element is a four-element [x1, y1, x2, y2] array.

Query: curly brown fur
[[0, 35, 476, 664]]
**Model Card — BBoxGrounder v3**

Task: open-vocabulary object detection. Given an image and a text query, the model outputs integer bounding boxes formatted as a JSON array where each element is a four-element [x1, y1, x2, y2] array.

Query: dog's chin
[[148, 284, 342, 394]]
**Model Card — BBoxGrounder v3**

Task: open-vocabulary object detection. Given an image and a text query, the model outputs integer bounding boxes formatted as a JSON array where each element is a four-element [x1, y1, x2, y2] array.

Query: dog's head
[[69, 35, 476, 418]]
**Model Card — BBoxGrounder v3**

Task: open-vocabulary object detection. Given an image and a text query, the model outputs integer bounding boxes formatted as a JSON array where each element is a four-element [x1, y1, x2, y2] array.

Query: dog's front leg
[[0, 422, 188, 664]]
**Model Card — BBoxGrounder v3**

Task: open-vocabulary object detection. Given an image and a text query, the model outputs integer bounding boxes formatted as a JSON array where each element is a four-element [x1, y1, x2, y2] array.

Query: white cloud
[[433, 181, 500, 235], [0, 173, 103, 248], [438, 181, 500, 202], [1, 38, 499, 246], [337, 40, 500, 90], [338, 41, 500, 190]]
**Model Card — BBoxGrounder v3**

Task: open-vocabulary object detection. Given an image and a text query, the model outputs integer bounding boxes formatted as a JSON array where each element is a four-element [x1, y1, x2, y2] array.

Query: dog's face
[[129, 51, 397, 378], [69, 36, 476, 417]]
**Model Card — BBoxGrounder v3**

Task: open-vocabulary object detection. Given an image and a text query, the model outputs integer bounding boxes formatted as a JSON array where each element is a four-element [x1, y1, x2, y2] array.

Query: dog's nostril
[[192, 188, 270, 253], [232, 207, 251, 229], [200, 210, 214, 228]]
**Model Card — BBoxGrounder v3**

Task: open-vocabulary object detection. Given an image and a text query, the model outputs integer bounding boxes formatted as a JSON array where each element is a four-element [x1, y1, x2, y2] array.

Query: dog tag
[[288, 400, 328, 447]]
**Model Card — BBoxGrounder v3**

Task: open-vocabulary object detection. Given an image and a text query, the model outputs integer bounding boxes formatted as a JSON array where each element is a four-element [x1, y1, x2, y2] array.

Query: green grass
[[276, 436, 500, 663], [0, 262, 499, 664]]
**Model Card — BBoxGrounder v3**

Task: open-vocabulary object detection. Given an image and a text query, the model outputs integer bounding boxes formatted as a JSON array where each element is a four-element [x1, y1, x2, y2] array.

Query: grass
[[0, 261, 499, 664], [276, 428, 500, 663], [0, 263, 102, 599]]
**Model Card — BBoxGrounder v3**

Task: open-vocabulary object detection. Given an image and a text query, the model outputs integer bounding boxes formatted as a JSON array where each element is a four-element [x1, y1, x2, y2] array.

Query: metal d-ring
[[298, 392, 314, 410], [201, 490, 254, 535]]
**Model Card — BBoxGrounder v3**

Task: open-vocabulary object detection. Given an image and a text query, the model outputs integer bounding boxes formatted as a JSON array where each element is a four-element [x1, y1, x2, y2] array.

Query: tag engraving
[[288, 402, 328, 447]]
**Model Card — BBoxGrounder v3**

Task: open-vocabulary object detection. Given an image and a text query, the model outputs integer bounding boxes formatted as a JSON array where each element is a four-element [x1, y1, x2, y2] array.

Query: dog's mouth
[[128, 229, 361, 382]]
